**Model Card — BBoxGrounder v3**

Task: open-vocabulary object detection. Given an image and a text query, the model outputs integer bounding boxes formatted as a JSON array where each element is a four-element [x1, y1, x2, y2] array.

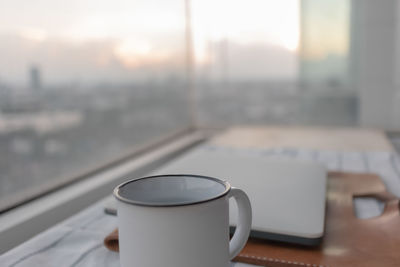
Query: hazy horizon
[[0, 0, 301, 86]]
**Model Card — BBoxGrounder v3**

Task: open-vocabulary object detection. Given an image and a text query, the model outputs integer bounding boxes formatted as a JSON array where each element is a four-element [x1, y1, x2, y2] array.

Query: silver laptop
[[151, 148, 327, 246]]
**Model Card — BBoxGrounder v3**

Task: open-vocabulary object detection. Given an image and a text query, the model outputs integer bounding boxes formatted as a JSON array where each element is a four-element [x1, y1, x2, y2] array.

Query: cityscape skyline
[[0, 33, 299, 87]]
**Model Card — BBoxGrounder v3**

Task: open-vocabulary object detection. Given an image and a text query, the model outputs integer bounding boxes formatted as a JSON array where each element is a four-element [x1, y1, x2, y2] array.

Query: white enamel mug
[[113, 174, 252, 267]]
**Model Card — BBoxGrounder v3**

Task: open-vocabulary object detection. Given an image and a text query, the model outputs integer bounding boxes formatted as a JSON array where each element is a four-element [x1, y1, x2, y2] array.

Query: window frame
[[0, 126, 196, 214]]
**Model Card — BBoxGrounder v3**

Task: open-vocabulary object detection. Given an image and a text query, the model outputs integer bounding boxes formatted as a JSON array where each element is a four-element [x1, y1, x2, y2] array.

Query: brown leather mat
[[104, 172, 400, 267], [234, 172, 400, 267]]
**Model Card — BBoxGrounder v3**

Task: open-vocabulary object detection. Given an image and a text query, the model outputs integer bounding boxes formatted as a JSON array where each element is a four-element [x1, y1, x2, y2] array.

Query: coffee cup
[[113, 174, 252, 267]]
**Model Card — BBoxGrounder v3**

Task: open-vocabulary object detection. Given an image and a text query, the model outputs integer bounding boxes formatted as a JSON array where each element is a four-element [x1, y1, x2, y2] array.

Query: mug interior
[[114, 174, 230, 206]]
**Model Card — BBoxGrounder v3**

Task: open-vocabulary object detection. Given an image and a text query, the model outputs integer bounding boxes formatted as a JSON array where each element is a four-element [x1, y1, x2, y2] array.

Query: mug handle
[[228, 187, 252, 260]]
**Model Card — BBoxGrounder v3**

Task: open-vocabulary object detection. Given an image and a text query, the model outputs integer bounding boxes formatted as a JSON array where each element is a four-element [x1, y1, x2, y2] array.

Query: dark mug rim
[[113, 174, 231, 207]]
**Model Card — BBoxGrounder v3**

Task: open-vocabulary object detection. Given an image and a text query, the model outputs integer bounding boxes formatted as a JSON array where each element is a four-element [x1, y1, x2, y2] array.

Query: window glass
[[192, 0, 300, 125], [299, 0, 354, 125], [0, 0, 191, 211], [300, 0, 350, 85], [192, 0, 353, 126], [192, 0, 399, 128], [1, 0, 399, 212]]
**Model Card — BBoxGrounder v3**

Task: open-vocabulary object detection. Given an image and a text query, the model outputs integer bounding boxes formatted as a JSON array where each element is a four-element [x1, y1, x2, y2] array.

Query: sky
[[0, 0, 302, 85], [300, 0, 349, 61]]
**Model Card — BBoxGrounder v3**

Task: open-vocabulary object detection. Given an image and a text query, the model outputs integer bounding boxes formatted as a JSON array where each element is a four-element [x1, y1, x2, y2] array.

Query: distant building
[[29, 65, 42, 91]]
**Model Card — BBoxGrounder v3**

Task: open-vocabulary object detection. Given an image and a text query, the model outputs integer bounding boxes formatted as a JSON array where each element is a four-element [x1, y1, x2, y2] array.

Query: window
[[0, 0, 192, 211], [192, 0, 299, 125], [191, 0, 399, 128], [1, 0, 399, 212], [192, 0, 352, 126]]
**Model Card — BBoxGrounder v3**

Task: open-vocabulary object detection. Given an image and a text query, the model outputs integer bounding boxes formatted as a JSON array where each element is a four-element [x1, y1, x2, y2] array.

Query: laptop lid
[[153, 147, 327, 246]]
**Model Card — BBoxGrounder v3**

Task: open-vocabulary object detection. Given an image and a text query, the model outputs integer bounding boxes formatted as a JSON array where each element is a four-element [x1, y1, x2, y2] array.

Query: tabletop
[[1, 126, 399, 267], [211, 126, 394, 152]]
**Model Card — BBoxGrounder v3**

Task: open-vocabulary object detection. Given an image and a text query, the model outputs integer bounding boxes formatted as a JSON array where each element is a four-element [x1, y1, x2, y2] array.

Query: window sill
[[0, 131, 206, 254]]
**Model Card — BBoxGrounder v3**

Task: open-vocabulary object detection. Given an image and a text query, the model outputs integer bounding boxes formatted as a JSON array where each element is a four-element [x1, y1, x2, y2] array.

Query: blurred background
[[0, 0, 399, 211]]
